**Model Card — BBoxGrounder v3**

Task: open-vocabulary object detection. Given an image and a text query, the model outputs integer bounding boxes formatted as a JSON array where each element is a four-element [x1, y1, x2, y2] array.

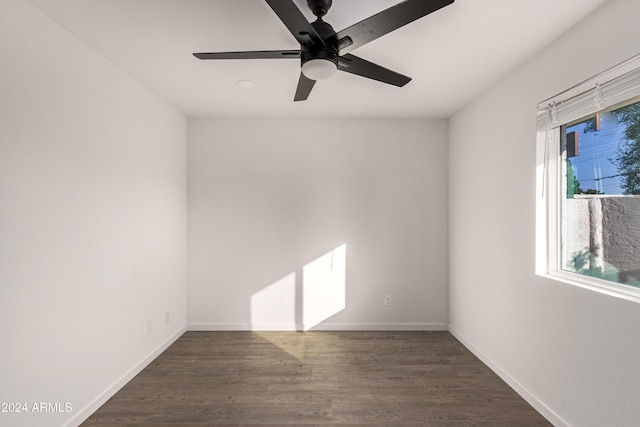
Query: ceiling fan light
[[302, 58, 337, 80]]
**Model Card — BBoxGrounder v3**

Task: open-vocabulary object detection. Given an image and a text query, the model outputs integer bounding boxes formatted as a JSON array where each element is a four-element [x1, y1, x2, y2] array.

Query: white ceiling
[[30, 0, 608, 118]]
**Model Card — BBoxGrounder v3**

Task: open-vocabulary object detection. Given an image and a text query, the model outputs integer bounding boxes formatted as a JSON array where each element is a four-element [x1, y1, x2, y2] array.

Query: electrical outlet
[[165, 311, 170, 325], [147, 317, 152, 333], [384, 295, 392, 306]]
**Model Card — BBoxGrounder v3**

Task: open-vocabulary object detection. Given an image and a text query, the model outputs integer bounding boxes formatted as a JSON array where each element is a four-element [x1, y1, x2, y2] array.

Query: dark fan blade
[[294, 72, 316, 101], [338, 54, 411, 87], [330, 0, 454, 55], [265, 0, 325, 47], [193, 50, 300, 60]]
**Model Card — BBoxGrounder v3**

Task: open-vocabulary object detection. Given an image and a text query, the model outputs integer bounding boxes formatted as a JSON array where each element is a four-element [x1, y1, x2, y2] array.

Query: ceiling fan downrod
[[307, 0, 332, 19]]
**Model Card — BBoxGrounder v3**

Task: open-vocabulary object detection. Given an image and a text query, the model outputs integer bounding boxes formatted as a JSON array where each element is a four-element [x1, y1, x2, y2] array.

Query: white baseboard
[[187, 322, 449, 331], [64, 327, 186, 427], [188, 322, 300, 331], [448, 325, 569, 427], [309, 322, 449, 331]]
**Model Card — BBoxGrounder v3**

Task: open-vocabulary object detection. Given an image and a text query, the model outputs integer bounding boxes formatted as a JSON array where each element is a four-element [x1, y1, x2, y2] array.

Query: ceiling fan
[[193, 0, 454, 101]]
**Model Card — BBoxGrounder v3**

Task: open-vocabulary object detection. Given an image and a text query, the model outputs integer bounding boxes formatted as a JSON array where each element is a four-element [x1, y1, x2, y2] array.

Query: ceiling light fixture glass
[[301, 58, 337, 80]]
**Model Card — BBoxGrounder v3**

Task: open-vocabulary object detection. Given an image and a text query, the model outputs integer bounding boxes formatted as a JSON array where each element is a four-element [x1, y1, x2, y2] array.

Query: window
[[537, 54, 640, 302]]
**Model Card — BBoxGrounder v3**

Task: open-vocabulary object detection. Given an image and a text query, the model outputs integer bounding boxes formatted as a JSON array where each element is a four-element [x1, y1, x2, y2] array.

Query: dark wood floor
[[81, 331, 551, 426]]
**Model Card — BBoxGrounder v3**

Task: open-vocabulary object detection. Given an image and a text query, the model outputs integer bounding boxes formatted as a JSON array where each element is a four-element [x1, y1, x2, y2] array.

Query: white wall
[[449, 0, 640, 425], [188, 118, 448, 330], [0, 1, 187, 426]]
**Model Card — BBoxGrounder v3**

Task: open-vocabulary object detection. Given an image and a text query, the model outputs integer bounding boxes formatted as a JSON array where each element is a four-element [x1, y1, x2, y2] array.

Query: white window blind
[[537, 53, 640, 131]]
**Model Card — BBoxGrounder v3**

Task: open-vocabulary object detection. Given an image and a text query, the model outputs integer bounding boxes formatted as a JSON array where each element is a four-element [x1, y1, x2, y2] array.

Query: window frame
[[536, 54, 640, 304]]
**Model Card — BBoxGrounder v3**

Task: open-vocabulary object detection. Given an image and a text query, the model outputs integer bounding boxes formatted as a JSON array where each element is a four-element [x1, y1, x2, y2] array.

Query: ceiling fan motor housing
[[300, 45, 337, 69], [300, 19, 338, 75]]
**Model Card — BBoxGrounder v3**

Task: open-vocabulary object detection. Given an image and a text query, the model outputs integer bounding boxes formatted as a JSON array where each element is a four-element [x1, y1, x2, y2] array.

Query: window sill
[[541, 270, 640, 304]]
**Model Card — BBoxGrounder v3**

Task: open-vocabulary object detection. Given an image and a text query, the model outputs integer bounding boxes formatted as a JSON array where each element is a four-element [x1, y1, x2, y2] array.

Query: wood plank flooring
[[81, 331, 551, 426]]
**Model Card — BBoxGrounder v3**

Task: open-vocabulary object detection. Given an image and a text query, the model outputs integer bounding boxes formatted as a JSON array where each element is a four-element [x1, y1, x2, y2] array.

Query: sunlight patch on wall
[[250, 272, 296, 330], [303, 244, 347, 330]]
